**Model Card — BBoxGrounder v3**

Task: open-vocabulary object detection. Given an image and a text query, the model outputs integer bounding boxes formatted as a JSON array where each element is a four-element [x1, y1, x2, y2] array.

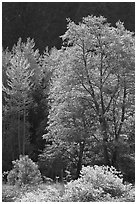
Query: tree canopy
[[2, 15, 135, 183], [42, 15, 135, 180]]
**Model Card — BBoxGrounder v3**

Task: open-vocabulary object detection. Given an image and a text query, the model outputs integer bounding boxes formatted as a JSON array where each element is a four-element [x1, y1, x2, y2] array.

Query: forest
[[2, 15, 135, 202]]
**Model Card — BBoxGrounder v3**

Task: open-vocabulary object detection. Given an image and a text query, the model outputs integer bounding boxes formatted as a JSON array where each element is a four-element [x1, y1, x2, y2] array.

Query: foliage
[[61, 165, 133, 202], [2, 38, 49, 170], [2, 184, 21, 202], [116, 187, 135, 202], [42, 15, 135, 180], [2, 15, 135, 185], [39, 139, 78, 180], [79, 165, 127, 196], [2, 182, 40, 202], [2, 40, 35, 157], [7, 155, 42, 186], [19, 183, 62, 202], [17, 165, 134, 202]]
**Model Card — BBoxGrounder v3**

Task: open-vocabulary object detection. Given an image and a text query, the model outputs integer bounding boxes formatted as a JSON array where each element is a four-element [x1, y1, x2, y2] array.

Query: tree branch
[[81, 40, 100, 114]]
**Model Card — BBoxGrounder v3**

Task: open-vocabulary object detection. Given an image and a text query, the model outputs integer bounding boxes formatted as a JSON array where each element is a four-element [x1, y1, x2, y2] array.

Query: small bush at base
[[7, 155, 42, 186], [20, 185, 61, 202], [2, 184, 21, 202], [2, 183, 40, 202]]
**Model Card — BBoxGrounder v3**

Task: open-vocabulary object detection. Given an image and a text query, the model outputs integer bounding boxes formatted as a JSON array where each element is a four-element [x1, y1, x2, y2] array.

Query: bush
[[2, 171, 9, 184], [61, 179, 103, 202], [20, 185, 61, 202], [2, 184, 21, 202], [7, 155, 42, 186], [2, 183, 40, 202], [117, 187, 135, 202], [80, 166, 127, 196], [61, 165, 133, 202], [18, 165, 135, 202]]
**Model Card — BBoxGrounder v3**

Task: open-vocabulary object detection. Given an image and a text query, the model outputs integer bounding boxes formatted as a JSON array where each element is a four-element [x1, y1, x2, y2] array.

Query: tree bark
[[76, 141, 85, 179], [111, 146, 119, 169], [99, 116, 111, 166], [18, 106, 21, 155], [103, 140, 110, 166], [23, 101, 26, 155], [112, 82, 127, 169]]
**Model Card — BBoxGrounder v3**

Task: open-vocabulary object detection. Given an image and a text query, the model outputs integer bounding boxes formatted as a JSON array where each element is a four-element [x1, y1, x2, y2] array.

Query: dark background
[[2, 2, 135, 52]]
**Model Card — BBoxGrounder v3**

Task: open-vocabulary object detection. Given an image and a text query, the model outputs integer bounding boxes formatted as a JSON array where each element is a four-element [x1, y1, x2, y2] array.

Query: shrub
[[61, 179, 104, 202], [117, 187, 135, 202], [2, 183, 40, 202], [80, 165, 128, 197], [61, 165, 133, 202], [2, 184, 21, 202], [7, 155, 42, 186], [18, 165, 135, 202], [2, 171, 9, 184], [20, 185, 61, 202]]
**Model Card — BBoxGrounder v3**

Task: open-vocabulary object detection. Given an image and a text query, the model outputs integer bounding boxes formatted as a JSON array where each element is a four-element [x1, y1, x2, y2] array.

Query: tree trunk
[[76, 141, 85, 179], [59, 168, 65, 196], [112, 83, 126, 169], [60, 168, 64, 183], [111, 146, 119, 169], [23, 101, 26, 155], [18, 106, 21, 155], [103, 139, 110, 166], [10, 99, 15, 161], [100, 116, 111, 166]]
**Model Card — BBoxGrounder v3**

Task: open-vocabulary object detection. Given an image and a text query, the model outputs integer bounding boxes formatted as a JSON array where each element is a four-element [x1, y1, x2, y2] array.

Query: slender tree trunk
[[2, 117, 6, 147], [112, 83, 126, 169], [23, 101, 26, 155], [11, 118, 15, 161], [99, 116, 111, 166], [111, 146, 119, 169], [76, 141, 85, 179], [103, 139, 110, 166], [111, 132, 119, 168], [10, 98, 15, 161], [111, 100, 119, 168], [60, 168, 64, 183], [18, 105, 21, 155], [59, 168, 65, 196]]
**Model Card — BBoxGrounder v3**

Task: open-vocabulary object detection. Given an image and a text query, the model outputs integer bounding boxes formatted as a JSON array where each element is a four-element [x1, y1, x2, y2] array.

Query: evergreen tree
[[3, 47, 34, 156]]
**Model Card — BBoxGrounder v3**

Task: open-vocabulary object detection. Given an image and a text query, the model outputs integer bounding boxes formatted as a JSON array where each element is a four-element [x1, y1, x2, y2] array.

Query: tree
[[2, 38, 51, 172], [42, 15, 134, 178], [21, 38, 50, 161], [3, 47, 34, 156], [41, 46, 99, 178], [62, 16, 134, 167], [2, 38, 49, 164]]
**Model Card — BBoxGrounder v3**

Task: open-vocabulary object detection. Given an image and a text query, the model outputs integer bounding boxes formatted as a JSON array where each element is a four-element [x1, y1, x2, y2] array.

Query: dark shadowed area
[[2, 2, 135, 52]]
